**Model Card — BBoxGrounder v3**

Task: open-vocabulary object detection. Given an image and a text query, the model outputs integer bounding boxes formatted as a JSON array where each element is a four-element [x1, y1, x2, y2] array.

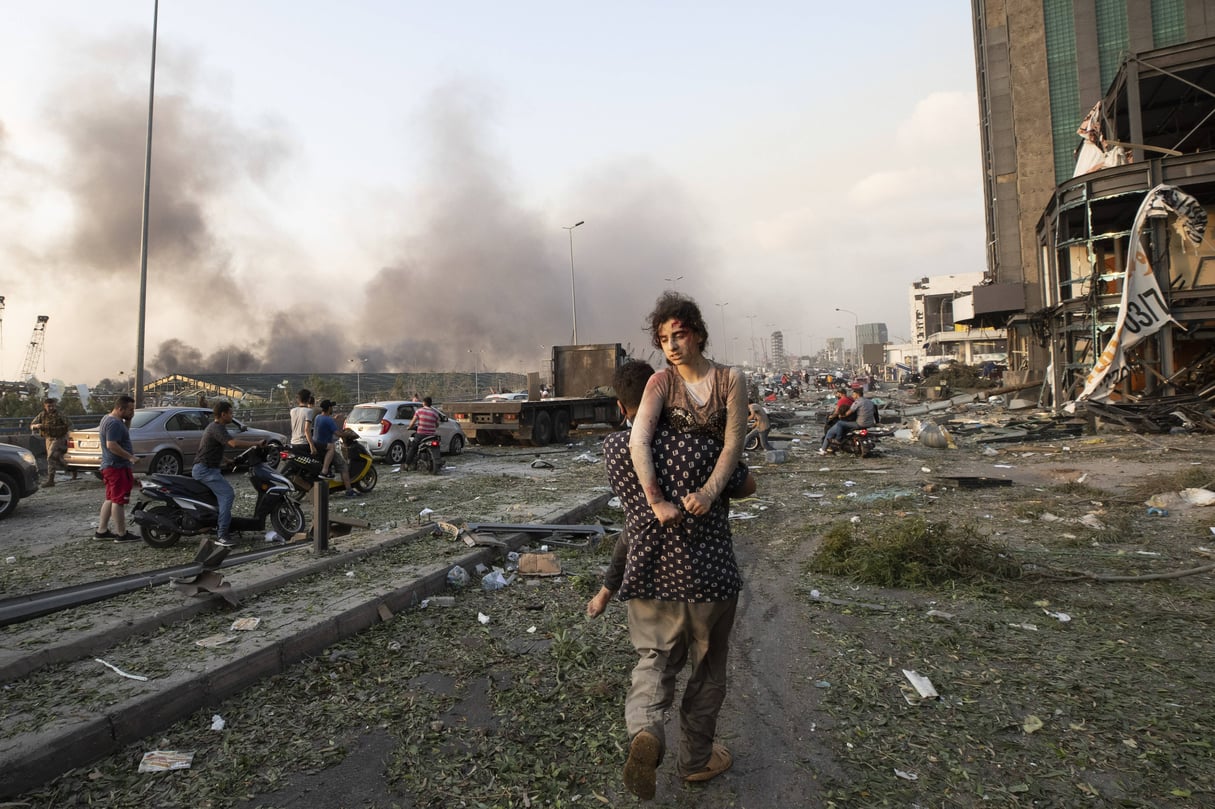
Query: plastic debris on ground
[[530, 458, 554, 469], [138, 751, 195, 772], [422, 596, 456, 608], [894, 769, 919, 781], [901, 669, 939, 705], [482, 568, 517, 590], [446, 566, 470, 588], [263, 530, 283, 543], [210, 714, 226, 731], [574, 453, 599, 463], [96, 658, 148, 681], [607, 496, 622, 509], [230, 617, 260, 631], [419, 507, 435, 518], [477, 612, 490, 625]]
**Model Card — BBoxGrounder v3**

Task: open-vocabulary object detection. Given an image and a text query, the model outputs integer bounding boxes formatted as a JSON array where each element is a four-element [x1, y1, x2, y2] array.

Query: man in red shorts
[[95, 395, 140, 542]]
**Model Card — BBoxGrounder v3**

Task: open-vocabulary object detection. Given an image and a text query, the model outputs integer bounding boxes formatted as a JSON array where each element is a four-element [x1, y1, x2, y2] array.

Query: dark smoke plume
[[40, 38, 716, 380]]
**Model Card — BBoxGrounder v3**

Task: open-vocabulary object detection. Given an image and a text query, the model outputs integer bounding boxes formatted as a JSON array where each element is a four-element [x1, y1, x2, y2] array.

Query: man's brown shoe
[[622, 730, 661, 800], [682, 743, 733, 783], [44, 477, 55, 487]]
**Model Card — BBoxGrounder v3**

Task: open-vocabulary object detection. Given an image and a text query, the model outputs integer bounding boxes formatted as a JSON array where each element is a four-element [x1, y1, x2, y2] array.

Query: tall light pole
[[133, 0, 159, 408], [468, 349, 483, 397], [745, 314, 758, 367], [349, 357, 368, 402], [714, 302, 728, 362], [563, 220, 584, 344], [835, 307, 859, 369]]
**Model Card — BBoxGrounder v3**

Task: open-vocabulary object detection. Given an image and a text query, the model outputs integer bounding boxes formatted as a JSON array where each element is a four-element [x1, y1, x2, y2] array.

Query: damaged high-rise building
[[969, 1, 1215, 406]]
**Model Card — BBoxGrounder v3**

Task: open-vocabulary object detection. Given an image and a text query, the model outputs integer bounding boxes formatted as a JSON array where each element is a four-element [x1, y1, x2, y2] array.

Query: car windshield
[[130, 410, 161, 429], [348, 406, 387, 424]]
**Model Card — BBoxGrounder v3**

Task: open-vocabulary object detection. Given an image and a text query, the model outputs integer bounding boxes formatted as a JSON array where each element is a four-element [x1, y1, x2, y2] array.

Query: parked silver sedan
[[64, 407, 287, 477], [345, 401, 466, 464]]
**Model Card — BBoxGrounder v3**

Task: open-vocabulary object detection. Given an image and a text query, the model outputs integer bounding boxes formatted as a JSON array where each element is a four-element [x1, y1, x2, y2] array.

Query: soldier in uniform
[[30, 397, 76, 486]]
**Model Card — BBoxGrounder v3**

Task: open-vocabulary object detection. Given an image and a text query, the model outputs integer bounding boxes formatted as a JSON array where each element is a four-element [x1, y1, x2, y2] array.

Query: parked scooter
[[131, 445, 306, 556], [405, 433, 444, 475], [279, 431, 378, 495]]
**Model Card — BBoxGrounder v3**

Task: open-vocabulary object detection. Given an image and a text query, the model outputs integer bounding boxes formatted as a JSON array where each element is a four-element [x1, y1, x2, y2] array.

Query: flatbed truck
[[445, 343, 626, 446]]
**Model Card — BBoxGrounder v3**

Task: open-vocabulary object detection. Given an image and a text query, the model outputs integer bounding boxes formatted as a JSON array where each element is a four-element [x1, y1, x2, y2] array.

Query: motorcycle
[[405, 433, 444, 475], [131, 444, 306, 557], [278, 432, 378, 496], [825, 426, 886, 458]]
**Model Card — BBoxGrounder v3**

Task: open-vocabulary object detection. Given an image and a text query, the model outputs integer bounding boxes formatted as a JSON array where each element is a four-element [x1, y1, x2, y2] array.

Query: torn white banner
[[1073, 184, 1207, 404]]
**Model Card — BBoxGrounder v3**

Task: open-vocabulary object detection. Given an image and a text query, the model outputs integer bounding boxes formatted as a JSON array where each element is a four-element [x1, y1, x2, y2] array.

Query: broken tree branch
[[1036, 561, 1215, 583]]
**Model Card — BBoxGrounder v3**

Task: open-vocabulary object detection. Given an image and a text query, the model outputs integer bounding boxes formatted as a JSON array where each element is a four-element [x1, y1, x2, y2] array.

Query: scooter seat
[[145, 474, 217, 498]]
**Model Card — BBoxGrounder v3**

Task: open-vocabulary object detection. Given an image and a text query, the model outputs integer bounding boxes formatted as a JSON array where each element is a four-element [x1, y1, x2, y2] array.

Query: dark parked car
[[64, 407, 287, 477], [0, 441, 40, 519]]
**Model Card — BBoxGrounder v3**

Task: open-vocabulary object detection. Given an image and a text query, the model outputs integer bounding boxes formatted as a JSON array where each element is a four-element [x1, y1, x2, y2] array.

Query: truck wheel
[[0, 471, 20, 520], [386, 441, 406, 465], [553, 410, 570, 443], [149, 450, 183, 476], [531, 412, 553, 446]]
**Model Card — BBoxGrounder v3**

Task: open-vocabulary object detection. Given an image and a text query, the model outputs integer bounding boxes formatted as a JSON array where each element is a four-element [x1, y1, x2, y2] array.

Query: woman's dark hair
[[646, 291, 708, 353]]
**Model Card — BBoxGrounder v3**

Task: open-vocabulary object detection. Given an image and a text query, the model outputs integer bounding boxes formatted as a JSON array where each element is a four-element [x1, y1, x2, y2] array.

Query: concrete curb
[[0, 492, 612, 799]]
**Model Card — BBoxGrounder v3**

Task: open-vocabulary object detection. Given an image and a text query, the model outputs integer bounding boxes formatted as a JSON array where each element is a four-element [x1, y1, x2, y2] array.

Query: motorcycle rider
[[820, 388, 876, 455], [404, 396, 440, 469], [192, 400, 265, 547]]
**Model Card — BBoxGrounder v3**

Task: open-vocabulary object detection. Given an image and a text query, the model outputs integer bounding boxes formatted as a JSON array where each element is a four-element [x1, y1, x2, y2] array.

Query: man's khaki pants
[[625, 597, 737, 776]]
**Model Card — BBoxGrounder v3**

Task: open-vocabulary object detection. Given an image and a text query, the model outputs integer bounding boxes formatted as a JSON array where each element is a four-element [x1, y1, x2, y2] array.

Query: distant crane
[[20, 315, 49, 380]]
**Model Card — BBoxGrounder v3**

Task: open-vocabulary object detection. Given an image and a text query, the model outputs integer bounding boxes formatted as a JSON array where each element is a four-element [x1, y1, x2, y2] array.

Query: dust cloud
[[7, 33, 713, 383]]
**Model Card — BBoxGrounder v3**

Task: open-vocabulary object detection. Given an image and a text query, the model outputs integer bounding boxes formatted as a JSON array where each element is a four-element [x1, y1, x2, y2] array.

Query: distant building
[[910, 273, 1007, 368]]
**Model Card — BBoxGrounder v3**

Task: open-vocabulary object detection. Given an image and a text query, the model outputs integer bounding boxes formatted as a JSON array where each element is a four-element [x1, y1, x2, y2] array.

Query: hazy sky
[[0, 1, 985, 385]]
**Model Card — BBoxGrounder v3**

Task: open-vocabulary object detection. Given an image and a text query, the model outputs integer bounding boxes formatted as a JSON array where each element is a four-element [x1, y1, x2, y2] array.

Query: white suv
[[345, 401, 465, 465]]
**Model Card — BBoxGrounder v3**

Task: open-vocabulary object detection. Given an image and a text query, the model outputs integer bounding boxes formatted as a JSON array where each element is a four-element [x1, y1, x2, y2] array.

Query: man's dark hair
[[297, 388, 311, 404], [115, 395, 135, 408], [213, 400, 233, 418], [423, 396, 432, 406], [44, 397, 58, 406], [319, 399, 333, 412], [613, 360, 655, 412], [646, 291, 708, 353]]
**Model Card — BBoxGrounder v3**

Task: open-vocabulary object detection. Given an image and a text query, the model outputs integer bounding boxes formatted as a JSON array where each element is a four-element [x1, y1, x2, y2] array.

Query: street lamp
[[349, 357, 368, 403], [468, 349, 484, 397], [745, 314, 758, 367], [563, 220, 585, 344], [715, 302, 728, 362], [134, 0, 159, 408], [835, 307, 859, 369], [276, 379, 290, 406]]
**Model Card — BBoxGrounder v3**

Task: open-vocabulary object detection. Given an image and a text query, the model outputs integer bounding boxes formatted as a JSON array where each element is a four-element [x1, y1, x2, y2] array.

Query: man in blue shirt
[[313, 400, 339, 478]]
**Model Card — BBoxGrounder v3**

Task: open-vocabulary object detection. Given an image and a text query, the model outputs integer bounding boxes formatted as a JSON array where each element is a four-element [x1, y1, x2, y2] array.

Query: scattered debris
[[95, 658, 149, 681], [902, 669, 939, 702], [195, 634, 236, 648], [138, 751, 194, 772], [230, 617, 260, 631], [518, 552, 562, 576]]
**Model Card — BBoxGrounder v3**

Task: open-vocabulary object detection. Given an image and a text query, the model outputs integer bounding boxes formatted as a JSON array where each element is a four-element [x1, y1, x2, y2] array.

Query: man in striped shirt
[[404, 396, 440, 469]]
